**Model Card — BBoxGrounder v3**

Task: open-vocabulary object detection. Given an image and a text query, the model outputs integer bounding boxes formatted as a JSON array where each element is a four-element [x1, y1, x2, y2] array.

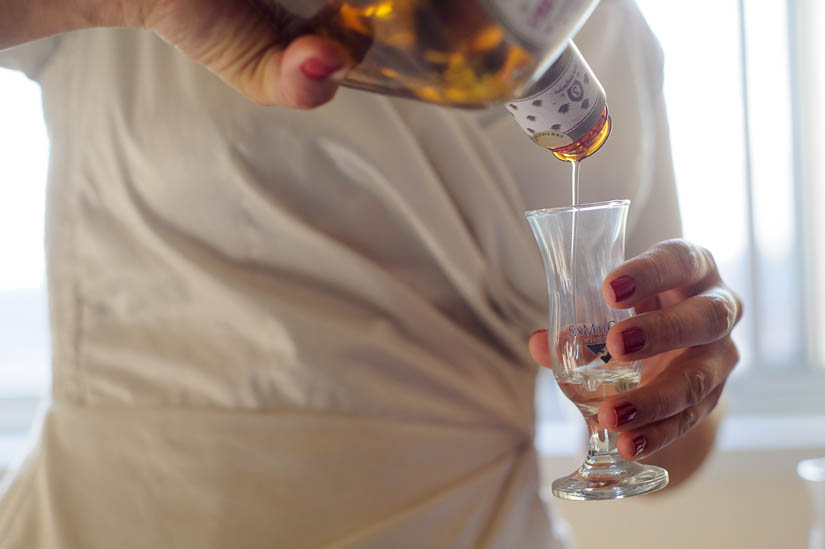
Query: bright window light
[[0, 68, 51, 397]]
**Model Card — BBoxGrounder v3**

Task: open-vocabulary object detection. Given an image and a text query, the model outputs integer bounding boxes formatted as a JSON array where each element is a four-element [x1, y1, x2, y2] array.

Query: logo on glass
[[585, 343, 612, 363], [569, 321, 615, 363], [568, 320, 615, 338]]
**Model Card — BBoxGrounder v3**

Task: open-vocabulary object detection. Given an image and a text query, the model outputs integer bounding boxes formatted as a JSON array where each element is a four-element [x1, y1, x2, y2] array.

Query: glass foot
[[552, 460, 669, 501]]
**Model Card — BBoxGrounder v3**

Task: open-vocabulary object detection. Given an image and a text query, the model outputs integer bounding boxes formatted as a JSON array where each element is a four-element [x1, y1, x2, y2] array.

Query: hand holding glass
[[526, 200, 668, 500]]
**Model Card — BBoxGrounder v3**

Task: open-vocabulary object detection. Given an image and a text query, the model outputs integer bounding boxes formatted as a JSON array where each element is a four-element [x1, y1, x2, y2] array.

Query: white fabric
[[0, 1, 680, 547]]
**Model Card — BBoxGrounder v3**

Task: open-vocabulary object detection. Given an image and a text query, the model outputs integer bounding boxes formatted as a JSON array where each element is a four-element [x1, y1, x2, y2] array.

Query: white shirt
[[0, 1, 680, 547]]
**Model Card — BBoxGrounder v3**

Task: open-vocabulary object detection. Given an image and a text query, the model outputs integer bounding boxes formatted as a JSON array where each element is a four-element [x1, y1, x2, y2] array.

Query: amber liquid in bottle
[[551, 107, 611, 163], [254, 0, 541, 107]]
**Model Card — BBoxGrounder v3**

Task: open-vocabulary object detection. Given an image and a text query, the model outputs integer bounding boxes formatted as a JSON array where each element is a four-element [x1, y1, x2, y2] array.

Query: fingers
[[605, 286, 742, 361], [147, 0, 350, 108], [597, 338, 738, 451], [615, 383, 725, 460], [603, 239, 720, 309]]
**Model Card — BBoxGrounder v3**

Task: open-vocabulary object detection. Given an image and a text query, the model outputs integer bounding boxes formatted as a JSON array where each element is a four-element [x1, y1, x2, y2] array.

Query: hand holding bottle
[[4, 0, 608, 111], [1, 0, 350, 108], [144, 0, 352, 108]]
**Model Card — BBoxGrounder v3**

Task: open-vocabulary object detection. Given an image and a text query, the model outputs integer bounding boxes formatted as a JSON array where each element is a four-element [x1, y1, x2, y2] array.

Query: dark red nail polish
[[621, 328, 646, 354], [614, 402, 637, 426], [300, 58, 342, 80], [633, 435, 647, 456], [610, 275, 636, 301]]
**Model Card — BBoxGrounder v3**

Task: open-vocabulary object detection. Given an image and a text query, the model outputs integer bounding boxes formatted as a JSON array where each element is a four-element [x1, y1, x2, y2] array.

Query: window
[[0, 68, 51, 470], [538, 0, 825, 454], [635, 0, 825, 407]]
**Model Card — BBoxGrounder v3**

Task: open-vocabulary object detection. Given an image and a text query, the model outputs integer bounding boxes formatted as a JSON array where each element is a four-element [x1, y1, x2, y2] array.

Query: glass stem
[[584, 415, 624, 467]]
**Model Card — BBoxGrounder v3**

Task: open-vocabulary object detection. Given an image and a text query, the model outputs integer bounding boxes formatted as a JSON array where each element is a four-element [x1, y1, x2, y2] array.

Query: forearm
[[0, 0, 143, 50], [641, 398, 725, 491]]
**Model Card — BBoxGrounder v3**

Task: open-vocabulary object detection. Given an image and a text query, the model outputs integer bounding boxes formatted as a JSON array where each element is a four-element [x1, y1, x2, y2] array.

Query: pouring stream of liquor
[[570, 160, 580, 207], [569, 160, 579, 370]]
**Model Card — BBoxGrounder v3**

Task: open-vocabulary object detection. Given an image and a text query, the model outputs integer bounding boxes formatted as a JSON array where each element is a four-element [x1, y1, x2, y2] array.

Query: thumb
[[277, 35, 351, 108]]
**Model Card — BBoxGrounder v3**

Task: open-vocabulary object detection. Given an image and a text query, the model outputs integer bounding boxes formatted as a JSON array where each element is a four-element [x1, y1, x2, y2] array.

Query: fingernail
[[621, 328, 646, 354], [614, 402, 637, 426], [300, 58, 344, 80], [610, 275, 636, 301], [633, 435, 647, 456]]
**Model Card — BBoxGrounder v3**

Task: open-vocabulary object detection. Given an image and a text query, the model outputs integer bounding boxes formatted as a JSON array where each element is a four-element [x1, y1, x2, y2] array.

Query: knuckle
[[682, 367, 712, 405], [679, 406, 701, 437], [669, 240, 706, 279], [638, 253, 668, 289], [701, 294, 736, 339], [659, 309, 686, 348], [699, 246, 718, 273]]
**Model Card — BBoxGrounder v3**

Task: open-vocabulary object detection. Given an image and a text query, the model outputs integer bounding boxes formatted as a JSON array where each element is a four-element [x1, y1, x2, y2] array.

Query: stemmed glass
[[526, 200, 668, 500]]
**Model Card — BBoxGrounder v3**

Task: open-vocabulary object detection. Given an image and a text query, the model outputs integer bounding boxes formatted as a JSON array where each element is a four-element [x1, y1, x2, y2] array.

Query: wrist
[[74, 0, 152, 28], [1, 0, 150, 50]]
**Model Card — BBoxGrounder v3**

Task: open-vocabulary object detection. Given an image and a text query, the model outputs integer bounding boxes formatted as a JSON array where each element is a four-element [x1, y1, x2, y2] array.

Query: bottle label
[[505, 45, 604, 149], [482, 0, 599, 50]]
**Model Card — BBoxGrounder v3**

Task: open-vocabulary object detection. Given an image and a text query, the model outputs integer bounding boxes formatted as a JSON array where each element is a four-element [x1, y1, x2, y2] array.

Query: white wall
[[542, 447, 822, 549]]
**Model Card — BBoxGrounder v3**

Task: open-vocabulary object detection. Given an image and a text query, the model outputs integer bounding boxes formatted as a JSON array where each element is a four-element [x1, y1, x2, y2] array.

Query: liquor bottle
[[255, 0, 610, 161], [505, 42, 610, 162]]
